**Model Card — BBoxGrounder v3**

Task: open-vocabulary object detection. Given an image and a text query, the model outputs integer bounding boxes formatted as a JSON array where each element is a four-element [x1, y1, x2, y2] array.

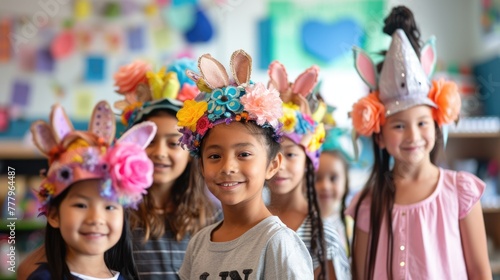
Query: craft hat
[[268, 61, 326, 170], [31, 101, 157, 214], [176, 49, 284, 156]]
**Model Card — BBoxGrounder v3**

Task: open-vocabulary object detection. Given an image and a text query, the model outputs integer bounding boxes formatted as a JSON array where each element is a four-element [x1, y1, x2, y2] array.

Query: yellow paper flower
[[44, 183, 56, 195], [147, 67, 181, 100], [280, 104, 298, 132], [177, 100, 208, 132], [67, 139, 90, 151], [308, 123, 325, 152]]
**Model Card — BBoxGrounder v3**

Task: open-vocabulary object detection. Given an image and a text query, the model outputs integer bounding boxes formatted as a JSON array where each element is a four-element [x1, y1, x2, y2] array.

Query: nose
[[406, 124, 420, 142], [151, 142, 167, 160], [220, 156, 238, 175], [85, 206, 105, 226]]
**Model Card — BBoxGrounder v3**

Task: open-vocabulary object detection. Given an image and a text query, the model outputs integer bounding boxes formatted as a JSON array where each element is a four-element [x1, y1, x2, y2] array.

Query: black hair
[[44, 184, 139, 280]]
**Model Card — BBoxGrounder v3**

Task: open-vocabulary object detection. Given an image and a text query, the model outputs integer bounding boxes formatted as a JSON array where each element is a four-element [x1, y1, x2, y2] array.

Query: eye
[[329, 175, 338, 182], [169, 141, 180, 148], [106, 205, 118, 210], [239, 152, 251, 158], [72, 203, 87, 209], [207, 154, 220, 159], [286, 153, 296, 158]]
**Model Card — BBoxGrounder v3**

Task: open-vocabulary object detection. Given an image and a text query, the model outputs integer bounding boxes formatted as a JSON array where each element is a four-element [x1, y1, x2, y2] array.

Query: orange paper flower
[[428, 79, 461, 126], [351, 92, 386, 136]]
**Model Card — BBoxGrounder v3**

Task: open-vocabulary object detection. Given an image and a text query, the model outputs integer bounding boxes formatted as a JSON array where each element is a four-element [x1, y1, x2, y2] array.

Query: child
[[177, 50, 314, 279], [27, 101, 157, 279], [266, 61, 351, 280], [316, 127, 354, 255], [113, 59, 220, 279], [346, 21, 491, 279]]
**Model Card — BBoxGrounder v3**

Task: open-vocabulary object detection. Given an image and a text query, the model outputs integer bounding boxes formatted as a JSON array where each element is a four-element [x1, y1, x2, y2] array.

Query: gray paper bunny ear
[[353, 47, 378, 91], [89, 101, 116, 145], [198, 53, 229, 89], [30, 121, 57, 157], [50, 104, 74, 142], [230, 49, 252, 86]]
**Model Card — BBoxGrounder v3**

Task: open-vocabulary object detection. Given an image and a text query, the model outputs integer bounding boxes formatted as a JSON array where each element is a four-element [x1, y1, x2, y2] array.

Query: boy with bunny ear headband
[[346, 28, 491, 280], [28, 101, 156, 280], [266, 61, 351, 280], [177, 50, 314, 279]]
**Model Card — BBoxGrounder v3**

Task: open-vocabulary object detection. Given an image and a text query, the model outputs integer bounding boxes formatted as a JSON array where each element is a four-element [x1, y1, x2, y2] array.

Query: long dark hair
[[45, 186, 139, 280], [351, 123, 443, 280], [129, 109, 217, 241]]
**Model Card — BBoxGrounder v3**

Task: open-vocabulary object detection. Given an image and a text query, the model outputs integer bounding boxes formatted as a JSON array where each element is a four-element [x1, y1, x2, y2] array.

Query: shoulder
[[27, 263, 51, 280], [440, 168, 485, 219]]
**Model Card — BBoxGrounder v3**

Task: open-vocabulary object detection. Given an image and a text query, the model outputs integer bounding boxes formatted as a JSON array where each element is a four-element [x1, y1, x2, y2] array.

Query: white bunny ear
[[198, 53, 229, 89], [50, 104, 74, 142], [353, 47, 378, 90], [268, 60, 289, 93], [230, 49, 252, 85], [30, 120, 57, 157], [420, 36, 437, 77], [117, 121, 157, 149], [291, 65, 319, 97], [89, 101, 116, 145]]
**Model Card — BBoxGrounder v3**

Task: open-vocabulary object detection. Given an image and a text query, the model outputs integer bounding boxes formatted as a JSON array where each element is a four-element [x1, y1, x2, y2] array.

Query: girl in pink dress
[[345, 8, 491, 280]]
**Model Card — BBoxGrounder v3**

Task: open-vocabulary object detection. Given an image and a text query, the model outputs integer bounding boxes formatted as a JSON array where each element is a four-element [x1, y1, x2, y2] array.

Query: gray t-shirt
[[179, 216, 313, 280]]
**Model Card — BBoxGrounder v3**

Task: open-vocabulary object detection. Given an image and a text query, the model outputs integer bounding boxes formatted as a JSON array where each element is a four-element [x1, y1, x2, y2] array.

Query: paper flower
[[308, 123, 325, 152], [114, 60, 151, 94], [351, 92, 386, 136], [146, 67, 180, 100], [177, 99, 208, 131], [207, 87, 243, 120], [240, 83, 282, 127], [177, 84, 200, 102], [428, 79, 461, 126]]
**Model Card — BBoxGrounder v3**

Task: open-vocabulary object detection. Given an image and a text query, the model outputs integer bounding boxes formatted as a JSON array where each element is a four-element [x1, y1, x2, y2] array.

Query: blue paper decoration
[[127, 26, 145, 51], [301, 18, 363, 63], [184, 6, 213, 43], [84, 56, 105, 82]]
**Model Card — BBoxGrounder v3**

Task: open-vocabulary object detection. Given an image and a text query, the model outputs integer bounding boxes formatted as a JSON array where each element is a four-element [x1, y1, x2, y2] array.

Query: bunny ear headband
[[176, 49, 283, 157], [113, 59, 200, 129], [31, 101, 157, 214], [351, 29, 461, 137], [268, 61, 326, 170]]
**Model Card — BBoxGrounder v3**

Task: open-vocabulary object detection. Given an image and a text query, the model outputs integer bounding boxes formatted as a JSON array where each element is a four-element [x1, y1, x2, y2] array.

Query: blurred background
[[1, 0, 500, 278]]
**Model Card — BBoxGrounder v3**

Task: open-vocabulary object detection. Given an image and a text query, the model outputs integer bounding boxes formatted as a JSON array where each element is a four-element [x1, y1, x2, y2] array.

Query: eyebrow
[[69, 193, 90, 200], [204, 142, 255, 150]]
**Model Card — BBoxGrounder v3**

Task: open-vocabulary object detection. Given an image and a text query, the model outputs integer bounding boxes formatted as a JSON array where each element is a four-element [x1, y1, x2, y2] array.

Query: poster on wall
[[262, 0, 387, 70], [481, 0, 500, 48]]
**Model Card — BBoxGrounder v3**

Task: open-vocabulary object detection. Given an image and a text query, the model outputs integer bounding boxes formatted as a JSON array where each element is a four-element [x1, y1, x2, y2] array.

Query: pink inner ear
[[292, 65, 319, 97], [268, 61, 289, 93], [199, 55, 229, 89], [355, 52, 377, 89], [118, 121, 156, 149], [52, 107, 73, 141], [420, 45, 436, 76]]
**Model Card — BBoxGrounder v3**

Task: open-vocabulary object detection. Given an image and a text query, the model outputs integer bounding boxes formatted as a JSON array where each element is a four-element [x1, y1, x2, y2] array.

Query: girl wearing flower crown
[[113, 59, 220, 279], [27, 101, 156, 280], [316, 127, 355, 257], [177, 50, 314, 279], [346, 9, 491, 280], [266, 61, 351, 280]]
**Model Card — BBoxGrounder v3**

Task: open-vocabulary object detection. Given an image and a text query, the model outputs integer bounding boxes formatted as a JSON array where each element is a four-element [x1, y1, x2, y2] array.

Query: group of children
[[19, 5, 492, 280]]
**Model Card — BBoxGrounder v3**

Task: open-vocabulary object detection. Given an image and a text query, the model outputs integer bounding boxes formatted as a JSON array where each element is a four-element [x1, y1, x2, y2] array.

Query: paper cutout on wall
[[18, 47, 36, 72], [36, 48, 55, 73], [75, 0, 92, 20], [77, 29, 93, 50], [0, 107, 8, 132], [258, 18, 272, 69], [153, 27, 172, 50], [121, 0, 139, 15], [301, 18, 363, 63], [184, 6, 213, 43], [157, 0, 169, 7], [163, 4, 196, 32], [173, 0, 197, 6], [84, 56, 105, 82], [51, 30, 76, 59], [0, 19, 11, 62], [144, 3, 159, 17], [127, 26, 145, 51], [74, 90, 95, 119], [11, 80, 31, 107], [103, 2, 121, 18]]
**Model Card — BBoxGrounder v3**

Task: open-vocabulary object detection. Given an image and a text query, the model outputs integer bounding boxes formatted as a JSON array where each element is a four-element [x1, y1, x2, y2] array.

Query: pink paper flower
[[113, 60, 152, 95], [241, 83, 283, 127], [177, 84, 200, 102], [106, 143, 153, 198], [196, 115, 212, 136]]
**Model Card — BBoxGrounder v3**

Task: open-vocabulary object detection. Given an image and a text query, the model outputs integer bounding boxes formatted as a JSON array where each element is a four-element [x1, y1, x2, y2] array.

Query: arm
[[314, 261, 337, 280], [459, 202, 492, 280], [352, 228, 369, 280], [17, 246, 46, 280]]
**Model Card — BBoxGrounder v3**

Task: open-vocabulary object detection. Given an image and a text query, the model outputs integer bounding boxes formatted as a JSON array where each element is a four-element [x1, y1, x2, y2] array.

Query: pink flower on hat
[[106, 143, 153, 198], [241, 83, 283, 127], [351, 92, 386, 136], [428, 79, 461, 126]]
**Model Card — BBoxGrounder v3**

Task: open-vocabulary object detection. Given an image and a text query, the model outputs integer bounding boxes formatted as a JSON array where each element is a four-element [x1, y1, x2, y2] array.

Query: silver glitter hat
[[353, 28, 438, 117]]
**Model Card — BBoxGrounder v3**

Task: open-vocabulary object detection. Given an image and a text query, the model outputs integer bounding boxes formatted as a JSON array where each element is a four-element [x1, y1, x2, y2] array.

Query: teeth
[[221, 182, 238, 187]]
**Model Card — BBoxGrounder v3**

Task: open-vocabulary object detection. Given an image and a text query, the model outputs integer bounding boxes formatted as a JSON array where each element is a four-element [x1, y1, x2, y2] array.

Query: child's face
[[146, 114, 190, 187], [315, 152, 347, 218], [200, 122, 280, 207], [378, 105, 436, 166], [48, 179, 124, 259], [268, 137, 307, 195]]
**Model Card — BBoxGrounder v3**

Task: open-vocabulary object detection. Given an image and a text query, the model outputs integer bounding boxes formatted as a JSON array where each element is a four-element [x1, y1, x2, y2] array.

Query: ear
[[420, 36, 437, 77], [30, 121, 57, 156], [266, 152, 282, 180], [89, 101, 116, 145], [198, 54, 229, 89], [47, 207, 60, 228], [117, 121, 157, 149], [230, 49, 252, 85], [353, 47, 378, 90], [267, 61, 289, 93], [291, 65, 319, 97], [50, 104, 74, 142]]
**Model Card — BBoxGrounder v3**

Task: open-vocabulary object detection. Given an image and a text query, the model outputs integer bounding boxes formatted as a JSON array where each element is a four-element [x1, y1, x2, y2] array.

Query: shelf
[[448, 132, 500, 138], [0, 141, 43, 160]]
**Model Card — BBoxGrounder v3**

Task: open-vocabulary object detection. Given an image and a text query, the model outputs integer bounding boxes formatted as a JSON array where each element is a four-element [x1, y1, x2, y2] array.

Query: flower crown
[[113, 59, 199, 128], [177, 50, 283, 157], [268, 61, 325, 170], [31, 101, 157, 215], [351, 29, 461, 137]]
